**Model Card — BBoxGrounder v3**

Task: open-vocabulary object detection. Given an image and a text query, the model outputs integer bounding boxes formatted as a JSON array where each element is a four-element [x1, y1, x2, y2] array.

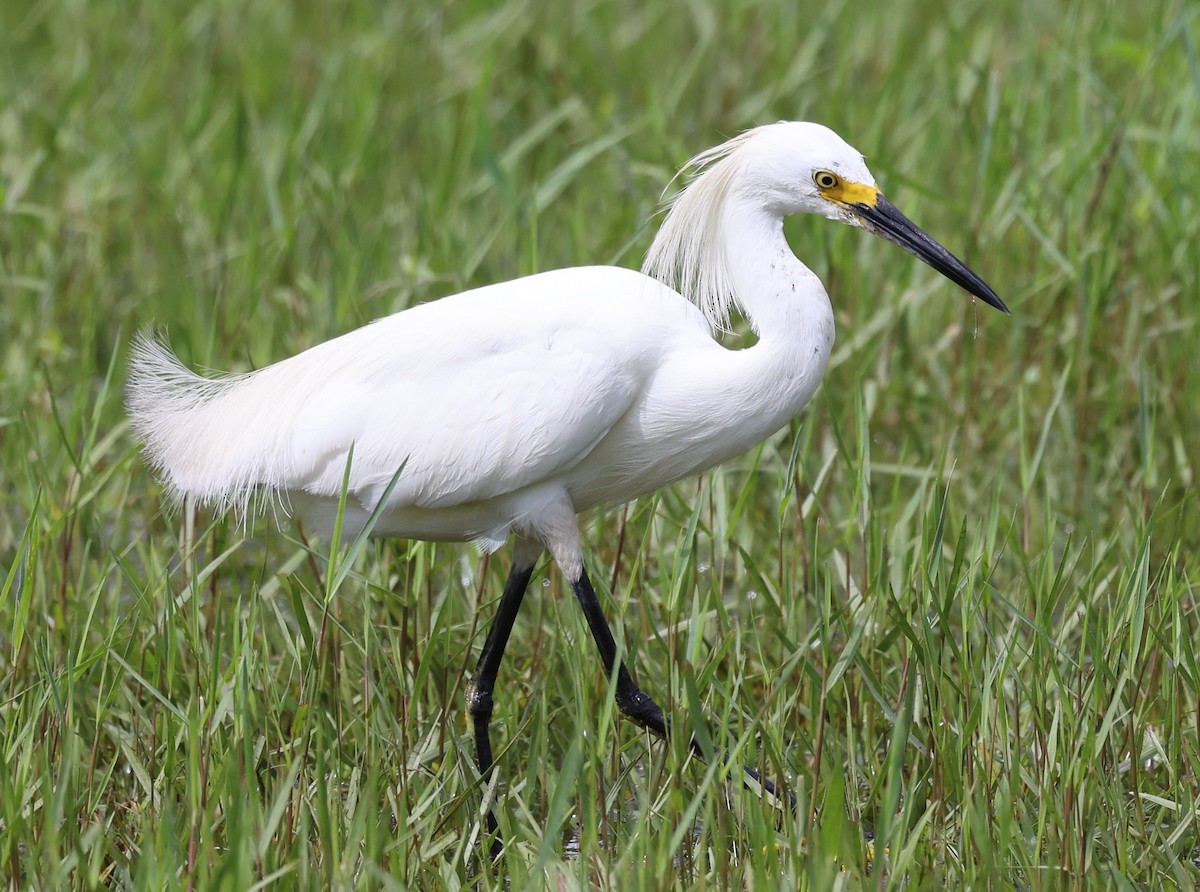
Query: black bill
[[852, 195, 1009, 314]]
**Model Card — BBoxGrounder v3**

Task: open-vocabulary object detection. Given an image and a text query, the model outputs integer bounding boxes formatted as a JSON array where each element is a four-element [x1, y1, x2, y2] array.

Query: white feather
[[641, 129, 756, 333], [123, 121, 1006, 825], [126, 121, 994, 561]]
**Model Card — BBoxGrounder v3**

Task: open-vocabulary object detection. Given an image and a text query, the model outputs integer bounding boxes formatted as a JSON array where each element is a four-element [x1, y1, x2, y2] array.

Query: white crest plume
[[641, 129, 757, 333]]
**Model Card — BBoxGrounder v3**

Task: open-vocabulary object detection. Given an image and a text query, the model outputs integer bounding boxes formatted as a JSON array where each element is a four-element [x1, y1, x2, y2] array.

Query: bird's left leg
[[467, 539, 540, 860]]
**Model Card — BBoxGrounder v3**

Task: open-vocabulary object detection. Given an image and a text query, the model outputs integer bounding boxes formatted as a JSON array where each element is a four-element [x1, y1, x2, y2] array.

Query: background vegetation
[[2, 0, 1197, 887]]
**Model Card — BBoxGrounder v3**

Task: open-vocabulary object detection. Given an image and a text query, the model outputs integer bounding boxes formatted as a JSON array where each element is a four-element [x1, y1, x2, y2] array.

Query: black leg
[[568, 565, 796, 809], [567, 566, 668, 737], [467, 561, 534, 861]]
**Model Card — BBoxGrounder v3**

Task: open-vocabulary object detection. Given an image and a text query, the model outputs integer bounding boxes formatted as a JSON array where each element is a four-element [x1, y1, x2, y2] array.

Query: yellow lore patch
[[822, 180, 880, 207]]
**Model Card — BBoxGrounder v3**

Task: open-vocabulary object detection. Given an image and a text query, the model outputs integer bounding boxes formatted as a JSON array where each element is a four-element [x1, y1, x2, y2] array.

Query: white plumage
[[129, 122, 1005, 574], [128, 121, 1006, 851]]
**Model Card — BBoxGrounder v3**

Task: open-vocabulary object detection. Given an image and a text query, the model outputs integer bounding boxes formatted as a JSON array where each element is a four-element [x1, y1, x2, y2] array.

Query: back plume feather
[[126, 332, 307, 515]]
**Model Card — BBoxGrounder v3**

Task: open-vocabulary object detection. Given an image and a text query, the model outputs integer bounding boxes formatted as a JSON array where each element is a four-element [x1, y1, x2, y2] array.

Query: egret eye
[[814, 170, 840, 190]]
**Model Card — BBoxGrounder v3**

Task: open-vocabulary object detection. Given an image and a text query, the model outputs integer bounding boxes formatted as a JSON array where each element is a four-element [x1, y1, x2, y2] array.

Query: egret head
[[741, 122, 1008, 313], [644, 121, 1007, 332], [732, 122, 876, 220]]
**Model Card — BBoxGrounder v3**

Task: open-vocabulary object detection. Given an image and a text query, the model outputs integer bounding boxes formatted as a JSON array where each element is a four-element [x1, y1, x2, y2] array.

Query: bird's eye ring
[[814, 170, 840, 190]]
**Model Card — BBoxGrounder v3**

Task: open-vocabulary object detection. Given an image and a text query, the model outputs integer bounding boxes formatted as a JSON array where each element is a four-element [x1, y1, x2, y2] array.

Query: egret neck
[[722, 197, 836, 425]]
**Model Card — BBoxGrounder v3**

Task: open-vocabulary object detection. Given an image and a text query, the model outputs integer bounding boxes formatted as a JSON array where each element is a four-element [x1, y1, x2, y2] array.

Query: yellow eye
[[814, 170, 840, 190]]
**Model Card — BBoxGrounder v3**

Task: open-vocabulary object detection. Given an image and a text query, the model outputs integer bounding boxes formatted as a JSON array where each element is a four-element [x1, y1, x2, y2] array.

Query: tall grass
[[1, 0, 1197, 887]]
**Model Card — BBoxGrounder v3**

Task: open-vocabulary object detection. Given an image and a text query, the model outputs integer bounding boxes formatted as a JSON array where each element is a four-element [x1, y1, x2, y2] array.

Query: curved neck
[[684, 196, 837, 455], [723, 198, 833, 343]]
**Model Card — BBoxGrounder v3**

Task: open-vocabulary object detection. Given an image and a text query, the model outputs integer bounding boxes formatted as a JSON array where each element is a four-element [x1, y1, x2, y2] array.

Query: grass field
[[3, 0, 1199, 888]]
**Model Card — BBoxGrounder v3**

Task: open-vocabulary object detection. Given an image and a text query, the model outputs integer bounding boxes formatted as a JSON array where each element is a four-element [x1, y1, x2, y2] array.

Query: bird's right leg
[[541, 501, 794, 807], [568, 564, 796, 809], [566, 565, 668, 737], [467, 542, 539, 861]]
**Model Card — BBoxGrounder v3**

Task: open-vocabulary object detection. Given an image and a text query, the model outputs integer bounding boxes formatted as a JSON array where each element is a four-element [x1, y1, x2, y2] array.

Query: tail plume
[[126, 333, 270, 513]]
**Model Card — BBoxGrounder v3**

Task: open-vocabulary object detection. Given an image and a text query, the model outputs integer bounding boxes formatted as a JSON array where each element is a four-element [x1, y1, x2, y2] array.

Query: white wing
[[128, 267, 704, 516]]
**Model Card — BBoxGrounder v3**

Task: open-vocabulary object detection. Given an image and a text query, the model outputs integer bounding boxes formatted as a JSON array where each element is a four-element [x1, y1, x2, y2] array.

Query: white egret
[[127, 121, 1006, 856]]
